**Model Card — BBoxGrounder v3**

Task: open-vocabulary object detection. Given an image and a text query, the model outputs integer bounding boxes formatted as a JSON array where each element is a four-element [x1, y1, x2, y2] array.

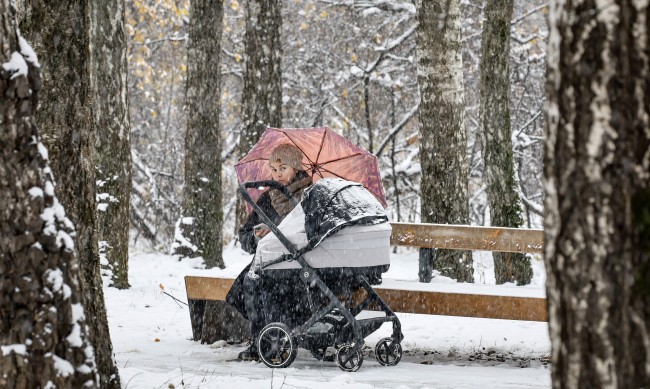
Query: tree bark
[[415, 0, 473, 283], [19, 1, 121, 387], [235, 0, 283, 231], [0, 3, 98, 387], [180, 0, 225, 269], [544, 1, 650, 387], [479, 0, 532, 285], [92, 0, 132, 289]]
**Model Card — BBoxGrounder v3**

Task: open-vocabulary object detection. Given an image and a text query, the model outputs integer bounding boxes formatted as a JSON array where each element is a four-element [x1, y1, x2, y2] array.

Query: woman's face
[[270, 162, 297, 185]]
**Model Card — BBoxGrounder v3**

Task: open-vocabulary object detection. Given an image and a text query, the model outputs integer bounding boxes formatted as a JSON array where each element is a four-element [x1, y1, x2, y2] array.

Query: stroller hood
[[302, 178, 388, 249]]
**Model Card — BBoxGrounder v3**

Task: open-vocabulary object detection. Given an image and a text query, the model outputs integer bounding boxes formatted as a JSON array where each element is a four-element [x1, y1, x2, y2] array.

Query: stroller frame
[[239, 181, 404, 371]]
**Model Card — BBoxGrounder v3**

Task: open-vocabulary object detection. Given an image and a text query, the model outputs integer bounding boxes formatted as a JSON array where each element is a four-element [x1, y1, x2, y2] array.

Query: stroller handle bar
[[240, 180, 299, 207], [238, 180, 301, 258]]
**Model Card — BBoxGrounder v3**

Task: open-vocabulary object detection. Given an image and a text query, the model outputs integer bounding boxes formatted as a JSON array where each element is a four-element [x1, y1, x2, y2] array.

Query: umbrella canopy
[[235, 127, 387, 212]]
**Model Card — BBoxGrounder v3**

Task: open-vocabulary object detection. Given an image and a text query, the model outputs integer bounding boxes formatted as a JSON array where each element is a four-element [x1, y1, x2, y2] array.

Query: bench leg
[[200, 300, 251, 344], [188, 299, 206, 341]]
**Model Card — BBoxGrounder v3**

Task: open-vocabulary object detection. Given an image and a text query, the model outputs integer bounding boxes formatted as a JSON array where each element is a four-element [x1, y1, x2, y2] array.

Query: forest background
[[127, 0, 546, 251]]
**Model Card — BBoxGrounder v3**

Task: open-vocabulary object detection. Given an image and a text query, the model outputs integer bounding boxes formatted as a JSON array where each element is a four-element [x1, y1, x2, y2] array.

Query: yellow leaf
[[351, 53, 358, 62], [342, 89, 349, 98], [133, 30, 145, 43], [320, 10, 328, 18], [406, 133, 418, 145], [300, 22, 308, 31], [151, 110, 157, 118], [230, 1, 239, 11], [234, 53, 242, 62]]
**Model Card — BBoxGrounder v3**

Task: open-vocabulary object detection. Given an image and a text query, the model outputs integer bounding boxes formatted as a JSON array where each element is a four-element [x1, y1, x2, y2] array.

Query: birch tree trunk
[[544, 1, 650, 387], [0, 3, 98, 387], [180, 0, 224, 269], [19, 1, 121, 387], [92, 0, 132, 289], [416, 0, 473, 283], [480, 0, 532, 285], [235, 0, 283, 231]]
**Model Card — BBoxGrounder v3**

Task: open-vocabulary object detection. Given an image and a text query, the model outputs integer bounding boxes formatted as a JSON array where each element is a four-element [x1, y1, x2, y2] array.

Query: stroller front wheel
[[335, 344, 364, 372], [374, 337, 402, 366], [257, 322, 298, 368]]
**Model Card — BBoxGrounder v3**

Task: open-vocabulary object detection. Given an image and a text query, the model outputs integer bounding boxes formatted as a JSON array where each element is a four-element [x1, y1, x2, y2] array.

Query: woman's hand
[[255, 228, 270, 238]]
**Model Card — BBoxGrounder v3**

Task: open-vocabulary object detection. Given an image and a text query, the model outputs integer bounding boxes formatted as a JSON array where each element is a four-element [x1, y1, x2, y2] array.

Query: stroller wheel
[[374, 337, 402, 366], [335, 344, 363, 372], [257, 323, 298, 368]]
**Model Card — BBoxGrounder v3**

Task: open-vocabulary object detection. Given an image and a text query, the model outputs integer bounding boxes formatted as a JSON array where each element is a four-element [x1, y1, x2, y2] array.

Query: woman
[[226, 143, 313, 361], [238, 143, 312, 254]]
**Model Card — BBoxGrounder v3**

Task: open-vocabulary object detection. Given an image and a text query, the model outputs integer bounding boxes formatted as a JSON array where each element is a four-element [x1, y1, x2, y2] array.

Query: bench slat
[[186, 276, 235, 301], [184, 276, 547, 322], [390, 222, 544, 254]]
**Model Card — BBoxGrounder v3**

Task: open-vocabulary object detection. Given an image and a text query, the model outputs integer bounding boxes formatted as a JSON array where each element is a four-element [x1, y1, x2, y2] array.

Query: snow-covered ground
[[104, 245, 551, 388]]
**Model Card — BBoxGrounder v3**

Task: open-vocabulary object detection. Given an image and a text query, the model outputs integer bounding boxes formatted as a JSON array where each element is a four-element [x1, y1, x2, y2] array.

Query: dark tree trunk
[[479, 0, 532, 285], [0, 3, 98, 387], [92, 0, 132, 289], [179, 0, 225, 269], [415, 0, 473, 283], [20, 2, 121, 388], [544, 1, 650, 388], [235, 0, 283, 231]]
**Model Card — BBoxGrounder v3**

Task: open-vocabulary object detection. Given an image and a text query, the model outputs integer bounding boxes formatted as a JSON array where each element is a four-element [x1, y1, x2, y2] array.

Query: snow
[[105, 246, 552, 388], [28, 187, 44, 198], [45, 268, 64, 294], [171, 217, 198, 253], [66, 303, 86, 347], [1, 344, 27, 356], [2, 52, 28, 80], [53, 354, 75, 377], [67, 323, 83, 348], [18, 36, 40, 68], [56, 230, 75, 251]]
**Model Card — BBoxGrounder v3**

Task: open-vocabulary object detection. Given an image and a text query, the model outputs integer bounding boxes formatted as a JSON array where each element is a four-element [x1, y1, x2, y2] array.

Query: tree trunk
[[415, 0, 473, 283], [544, 1, 650, 388], [0, 3, 98, 387], [235, 0, 283, 231], [179, 0, 225, 269], [19, 2, 121, 388], [479, 0, 532, 285], [92, 0, 132, 289]]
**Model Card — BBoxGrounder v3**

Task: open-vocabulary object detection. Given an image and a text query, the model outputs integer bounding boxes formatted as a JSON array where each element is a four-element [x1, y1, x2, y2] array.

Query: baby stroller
[[239, 178, 404, 372]]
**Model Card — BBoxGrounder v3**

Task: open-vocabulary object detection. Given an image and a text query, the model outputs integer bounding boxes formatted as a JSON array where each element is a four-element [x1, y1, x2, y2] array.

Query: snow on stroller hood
[[252, 178, 391, 272], [301, 178, 388, 248]]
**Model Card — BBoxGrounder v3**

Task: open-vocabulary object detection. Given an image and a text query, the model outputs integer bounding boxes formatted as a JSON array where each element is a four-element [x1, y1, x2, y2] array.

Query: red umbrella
[[235, 127, 387, 212]]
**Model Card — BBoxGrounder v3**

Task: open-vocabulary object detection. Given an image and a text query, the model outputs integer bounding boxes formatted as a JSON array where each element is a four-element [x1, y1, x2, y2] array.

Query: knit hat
[[269, 143, 304, 171]]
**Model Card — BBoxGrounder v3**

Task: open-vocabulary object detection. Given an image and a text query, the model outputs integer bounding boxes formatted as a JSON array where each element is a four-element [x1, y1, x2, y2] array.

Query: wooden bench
[[185, 222, 546, 344]]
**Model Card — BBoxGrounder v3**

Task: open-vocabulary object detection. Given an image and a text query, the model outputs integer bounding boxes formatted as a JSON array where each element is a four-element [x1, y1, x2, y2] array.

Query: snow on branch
[[511, 4, 548, 26], [375, 23, 418, 53], [518, 187, 543, 216], [375, 103, 419, 157], [318, 0, 415, 14]]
